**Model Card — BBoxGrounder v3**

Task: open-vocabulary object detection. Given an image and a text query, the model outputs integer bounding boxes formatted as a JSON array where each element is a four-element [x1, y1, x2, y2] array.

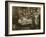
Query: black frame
[[5, 1, 45, 36]]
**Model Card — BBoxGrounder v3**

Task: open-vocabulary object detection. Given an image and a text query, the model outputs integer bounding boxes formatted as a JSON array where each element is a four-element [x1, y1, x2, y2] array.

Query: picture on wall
[[5, 1, 45, 36]]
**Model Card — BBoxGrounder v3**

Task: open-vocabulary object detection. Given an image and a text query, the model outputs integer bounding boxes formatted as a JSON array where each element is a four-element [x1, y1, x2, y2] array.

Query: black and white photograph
[[12, 7, 40, 30], [5, 1, 45, 36]]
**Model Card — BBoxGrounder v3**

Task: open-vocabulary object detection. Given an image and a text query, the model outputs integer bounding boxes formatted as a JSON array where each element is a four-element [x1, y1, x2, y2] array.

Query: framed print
[[5, 1, 45, 36]]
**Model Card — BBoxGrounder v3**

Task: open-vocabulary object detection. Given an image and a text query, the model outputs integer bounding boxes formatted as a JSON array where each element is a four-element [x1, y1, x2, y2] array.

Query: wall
[[0, 0, 46, 37]]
